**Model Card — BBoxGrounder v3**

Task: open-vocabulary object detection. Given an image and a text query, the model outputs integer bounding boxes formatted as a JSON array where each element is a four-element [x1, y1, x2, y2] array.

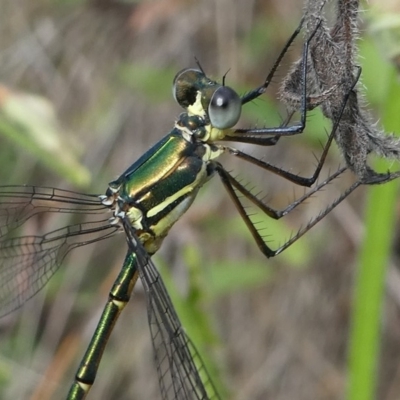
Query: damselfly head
[[173, 68, 241, 130]]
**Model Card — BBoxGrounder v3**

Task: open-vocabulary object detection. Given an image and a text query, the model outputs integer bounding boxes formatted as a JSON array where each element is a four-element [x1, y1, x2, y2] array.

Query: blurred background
[[0, 0, 400, 399]]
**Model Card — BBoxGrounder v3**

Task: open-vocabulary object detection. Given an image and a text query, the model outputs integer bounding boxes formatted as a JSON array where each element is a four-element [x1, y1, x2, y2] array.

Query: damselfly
[[0, 18, 361, 400]]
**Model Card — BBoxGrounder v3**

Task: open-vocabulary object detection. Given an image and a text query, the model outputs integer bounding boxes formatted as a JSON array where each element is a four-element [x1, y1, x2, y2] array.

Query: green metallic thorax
[[104, 118, 224, 254], [101, 68, 241, 255]]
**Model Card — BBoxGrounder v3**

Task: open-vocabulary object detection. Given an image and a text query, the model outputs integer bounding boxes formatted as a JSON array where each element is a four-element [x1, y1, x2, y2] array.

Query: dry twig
[[281, 0, 400, 184]]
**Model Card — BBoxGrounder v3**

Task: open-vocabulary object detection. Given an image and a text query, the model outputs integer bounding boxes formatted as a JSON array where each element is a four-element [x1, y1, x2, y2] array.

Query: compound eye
[[208, 86, 241, 129], [172, 68, 202, 107]]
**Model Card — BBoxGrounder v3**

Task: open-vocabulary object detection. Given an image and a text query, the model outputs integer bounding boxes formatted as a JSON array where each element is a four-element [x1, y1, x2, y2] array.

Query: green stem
[[347, 67, 400, 400]]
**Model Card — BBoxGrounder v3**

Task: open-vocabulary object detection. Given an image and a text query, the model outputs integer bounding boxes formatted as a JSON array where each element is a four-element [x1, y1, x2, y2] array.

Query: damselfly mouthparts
[[0, 11, 372, 400]]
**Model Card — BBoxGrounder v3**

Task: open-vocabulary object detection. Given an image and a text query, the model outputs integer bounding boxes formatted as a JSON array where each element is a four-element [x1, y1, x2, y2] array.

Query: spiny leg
[[222, 67, 362, 188], [224, 19, 322, 145], [239, 17, 304, 105], [216, 162, 355, 258], [214, 68, 363, 258], [273, 178, 361, 256]]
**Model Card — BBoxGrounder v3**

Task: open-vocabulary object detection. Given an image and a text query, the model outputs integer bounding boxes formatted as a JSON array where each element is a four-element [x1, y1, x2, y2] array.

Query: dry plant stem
[[280, 0, 400, 184]]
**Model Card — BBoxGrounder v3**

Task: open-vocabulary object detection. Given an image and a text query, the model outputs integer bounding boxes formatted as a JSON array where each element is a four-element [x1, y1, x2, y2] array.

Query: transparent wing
[[0, 185, 118, 317], [0, 219, 118, 318], [0, 185, 107, 238], [124, 221, 221, 400]]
